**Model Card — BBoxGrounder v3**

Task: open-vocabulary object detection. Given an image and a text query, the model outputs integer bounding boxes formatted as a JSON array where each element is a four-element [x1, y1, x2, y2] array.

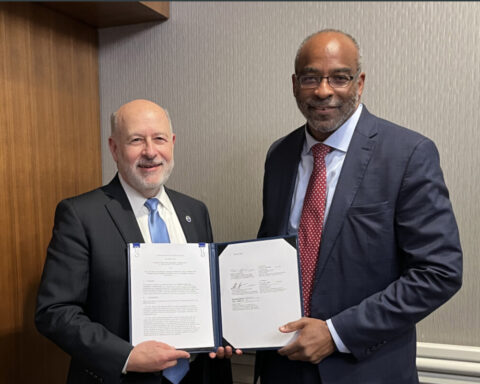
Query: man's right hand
[[126, 340, 190, 372]]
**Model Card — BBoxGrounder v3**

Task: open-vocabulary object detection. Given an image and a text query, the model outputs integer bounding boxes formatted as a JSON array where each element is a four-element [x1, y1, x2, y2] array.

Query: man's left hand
[[278, 318, 335, 364], [208, 346, 243, 359]]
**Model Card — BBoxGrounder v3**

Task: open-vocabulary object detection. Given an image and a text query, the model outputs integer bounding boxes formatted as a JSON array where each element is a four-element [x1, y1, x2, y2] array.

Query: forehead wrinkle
[[121, 110, 169, 133]]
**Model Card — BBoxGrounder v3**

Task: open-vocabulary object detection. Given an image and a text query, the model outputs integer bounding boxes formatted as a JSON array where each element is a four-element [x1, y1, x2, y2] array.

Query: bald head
[[295, 29, 361, 75], [111, 99, 172, 137]]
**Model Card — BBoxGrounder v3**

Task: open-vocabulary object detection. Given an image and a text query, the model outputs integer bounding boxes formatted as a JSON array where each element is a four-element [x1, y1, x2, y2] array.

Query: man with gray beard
[[36, 99, 234, 384], [255, 30, 462, 383]]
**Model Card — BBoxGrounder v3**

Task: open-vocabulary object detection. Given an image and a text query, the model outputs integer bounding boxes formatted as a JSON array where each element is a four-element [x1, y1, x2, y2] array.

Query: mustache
[[137, 160, 164, 167], [307, 101, 339, 108]]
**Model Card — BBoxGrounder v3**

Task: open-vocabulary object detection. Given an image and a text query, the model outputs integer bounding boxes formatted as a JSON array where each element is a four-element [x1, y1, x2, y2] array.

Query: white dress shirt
[[119, 175, 187, 244], [288, 104, 364, 353]]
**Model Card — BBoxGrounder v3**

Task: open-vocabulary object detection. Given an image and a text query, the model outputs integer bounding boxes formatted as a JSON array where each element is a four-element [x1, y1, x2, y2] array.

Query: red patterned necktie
[[298, 143, 331, 317]]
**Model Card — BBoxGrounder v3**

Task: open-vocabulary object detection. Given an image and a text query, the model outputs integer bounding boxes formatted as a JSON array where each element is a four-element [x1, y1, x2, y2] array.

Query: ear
[[356, 72, 366, 99], [292, 74, 298, 96], [108, 136, 119, 162], [172, 133, 176, 145]]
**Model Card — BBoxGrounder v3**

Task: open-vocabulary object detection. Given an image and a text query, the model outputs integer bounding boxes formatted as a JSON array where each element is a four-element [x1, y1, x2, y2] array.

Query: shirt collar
[[118, 174, 173, 215], [304, 103, 363, 153]]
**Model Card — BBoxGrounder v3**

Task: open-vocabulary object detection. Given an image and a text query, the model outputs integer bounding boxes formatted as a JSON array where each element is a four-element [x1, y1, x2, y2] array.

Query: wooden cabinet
[[39, 1, 169, 28]]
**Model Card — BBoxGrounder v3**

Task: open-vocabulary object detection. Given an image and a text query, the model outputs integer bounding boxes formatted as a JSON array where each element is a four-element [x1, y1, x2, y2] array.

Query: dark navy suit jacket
[[256, 107, 462, 384], [36, 175, 232, 384]]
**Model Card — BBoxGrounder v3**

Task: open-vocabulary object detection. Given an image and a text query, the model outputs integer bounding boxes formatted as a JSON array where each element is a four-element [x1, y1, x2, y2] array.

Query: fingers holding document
[[209, 346, 243, 359], [127, 340, 191, 372], [278, 318, 335, 364]]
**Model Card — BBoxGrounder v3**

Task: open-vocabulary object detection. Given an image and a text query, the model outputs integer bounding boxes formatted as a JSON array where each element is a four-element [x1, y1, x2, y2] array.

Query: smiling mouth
[[310, 105, 338, 110], [138, 163, 162, 169]]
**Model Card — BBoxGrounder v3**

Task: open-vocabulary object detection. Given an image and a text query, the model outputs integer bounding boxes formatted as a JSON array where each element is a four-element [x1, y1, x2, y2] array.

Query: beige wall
[[98, 2, 480, 347]]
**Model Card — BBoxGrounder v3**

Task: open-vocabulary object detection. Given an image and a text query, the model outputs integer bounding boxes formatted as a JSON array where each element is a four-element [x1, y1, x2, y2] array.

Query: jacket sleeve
[[35, 199, 132, 380]]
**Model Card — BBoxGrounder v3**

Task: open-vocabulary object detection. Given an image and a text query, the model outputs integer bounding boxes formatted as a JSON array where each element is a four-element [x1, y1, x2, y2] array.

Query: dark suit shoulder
[[360, 108, 431, 148], [56, 175, 123, 206], [56, 176, 131, 224], [165, 187, 208, 210], [266, 126, 305, 159], [57, 186, 110, 213]]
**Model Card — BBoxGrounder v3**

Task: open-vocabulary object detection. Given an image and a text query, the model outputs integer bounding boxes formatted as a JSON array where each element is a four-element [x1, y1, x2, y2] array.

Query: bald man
[[255, 30, 462, 383], [36, 100, 233, 384]]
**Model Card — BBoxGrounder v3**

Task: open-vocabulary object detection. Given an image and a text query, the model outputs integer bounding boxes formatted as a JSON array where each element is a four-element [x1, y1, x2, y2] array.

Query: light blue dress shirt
[[288, 104, 363, 353]]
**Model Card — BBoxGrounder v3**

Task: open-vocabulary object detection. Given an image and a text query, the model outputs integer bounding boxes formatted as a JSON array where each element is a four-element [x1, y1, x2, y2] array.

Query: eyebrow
[[127, 132, 169, 138], [299, 66, 353, 75]]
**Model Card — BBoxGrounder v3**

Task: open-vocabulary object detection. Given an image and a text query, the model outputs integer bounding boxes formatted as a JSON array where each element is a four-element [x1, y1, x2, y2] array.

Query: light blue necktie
[[145, 198, 171, 243], [144, 198, 189, 384]]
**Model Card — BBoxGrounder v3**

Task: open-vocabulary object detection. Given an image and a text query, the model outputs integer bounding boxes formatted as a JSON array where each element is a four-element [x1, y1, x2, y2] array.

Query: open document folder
[[128, 236, 303, 352]]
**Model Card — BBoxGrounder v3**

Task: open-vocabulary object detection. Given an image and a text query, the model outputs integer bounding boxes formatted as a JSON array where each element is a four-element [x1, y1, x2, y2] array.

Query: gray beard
[[299, 89, 360, 137], [122, 158, 174, 197]]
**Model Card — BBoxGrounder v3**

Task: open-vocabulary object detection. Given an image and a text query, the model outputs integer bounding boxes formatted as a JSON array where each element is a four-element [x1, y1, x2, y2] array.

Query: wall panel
[[0, 3, 100, 383]]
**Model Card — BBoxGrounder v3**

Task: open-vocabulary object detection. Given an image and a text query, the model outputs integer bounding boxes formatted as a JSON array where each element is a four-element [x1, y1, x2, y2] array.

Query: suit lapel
[[102, 175, 145, 244], [275, 127, 305, 235], [315, 108, 378, 277], [165, 188, 197, 242]]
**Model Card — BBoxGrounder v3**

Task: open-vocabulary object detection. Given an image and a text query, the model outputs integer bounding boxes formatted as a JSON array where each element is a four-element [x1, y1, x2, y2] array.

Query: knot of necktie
[[144, 198, 159, 213], [311, 143, 331, 159]]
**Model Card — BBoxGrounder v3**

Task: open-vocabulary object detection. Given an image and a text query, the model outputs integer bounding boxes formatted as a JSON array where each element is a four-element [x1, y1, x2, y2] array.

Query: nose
[[313, 78, 334, 99], [142, 139, 156, 158]]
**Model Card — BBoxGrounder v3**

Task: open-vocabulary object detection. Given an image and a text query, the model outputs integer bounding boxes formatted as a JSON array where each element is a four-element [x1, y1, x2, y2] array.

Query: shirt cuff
[[122, 351, 132, 374], [326, 318, 350, 353]]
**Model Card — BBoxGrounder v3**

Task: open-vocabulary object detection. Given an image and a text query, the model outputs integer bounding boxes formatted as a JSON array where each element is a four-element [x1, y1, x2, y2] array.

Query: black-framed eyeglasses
[[296, 71, 359, 89]]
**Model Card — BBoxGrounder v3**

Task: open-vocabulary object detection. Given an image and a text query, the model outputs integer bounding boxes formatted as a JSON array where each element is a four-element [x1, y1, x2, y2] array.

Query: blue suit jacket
[[36, 175, 232, 384], [256, 107, 462, 384]]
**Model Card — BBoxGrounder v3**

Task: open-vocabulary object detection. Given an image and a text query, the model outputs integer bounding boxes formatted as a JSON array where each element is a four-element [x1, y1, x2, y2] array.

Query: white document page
[[219, 238, 302, 349], [129, 243, 215, 350]]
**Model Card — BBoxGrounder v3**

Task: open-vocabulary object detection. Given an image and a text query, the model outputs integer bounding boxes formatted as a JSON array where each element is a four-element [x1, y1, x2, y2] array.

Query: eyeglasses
[[296, 72, 358, 89]]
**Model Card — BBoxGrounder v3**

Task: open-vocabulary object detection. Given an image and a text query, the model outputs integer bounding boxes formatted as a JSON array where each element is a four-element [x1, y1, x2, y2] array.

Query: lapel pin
[[185, 215, 192, 223]]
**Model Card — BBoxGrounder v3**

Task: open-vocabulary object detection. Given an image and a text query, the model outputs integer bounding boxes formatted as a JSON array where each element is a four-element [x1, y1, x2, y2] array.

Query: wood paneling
[[0, 3, 100, 383]]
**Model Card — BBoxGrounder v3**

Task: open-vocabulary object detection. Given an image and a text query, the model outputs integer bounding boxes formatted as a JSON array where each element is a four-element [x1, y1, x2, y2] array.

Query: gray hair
[[110, 111, 119, 136], [294, 29, 362, 74]]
